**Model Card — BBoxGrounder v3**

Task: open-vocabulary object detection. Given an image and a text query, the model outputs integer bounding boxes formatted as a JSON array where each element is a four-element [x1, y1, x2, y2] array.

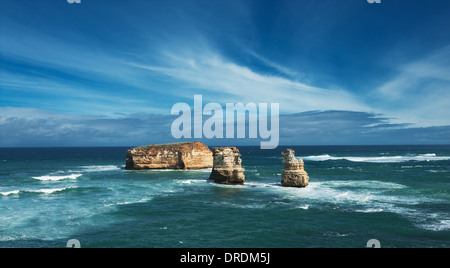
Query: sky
[[1, 0, 450, 147]]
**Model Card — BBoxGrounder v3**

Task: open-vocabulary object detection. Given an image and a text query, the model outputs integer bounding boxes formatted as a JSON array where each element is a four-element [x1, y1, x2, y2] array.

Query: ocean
[[0, 145, 449, 248]]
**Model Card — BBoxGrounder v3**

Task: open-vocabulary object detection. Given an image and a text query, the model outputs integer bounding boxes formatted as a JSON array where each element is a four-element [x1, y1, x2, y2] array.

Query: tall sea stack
[[209, 147, 245, 185], [281, 149, 309, 188]]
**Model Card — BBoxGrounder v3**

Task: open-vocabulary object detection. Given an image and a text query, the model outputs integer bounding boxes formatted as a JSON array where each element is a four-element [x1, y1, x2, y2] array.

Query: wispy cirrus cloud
[[128, 49, 370, 114], [373, 46, 450, 126]]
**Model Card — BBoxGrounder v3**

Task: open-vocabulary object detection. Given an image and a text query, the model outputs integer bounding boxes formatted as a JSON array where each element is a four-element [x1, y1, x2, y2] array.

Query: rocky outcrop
[[125, 142, 213, 170], [281, 149, 309, 188], [209, 147, 245, 185]]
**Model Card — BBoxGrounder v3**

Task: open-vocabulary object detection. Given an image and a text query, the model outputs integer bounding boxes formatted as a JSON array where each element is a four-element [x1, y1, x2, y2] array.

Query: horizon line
[[1, 144, 450, 149]]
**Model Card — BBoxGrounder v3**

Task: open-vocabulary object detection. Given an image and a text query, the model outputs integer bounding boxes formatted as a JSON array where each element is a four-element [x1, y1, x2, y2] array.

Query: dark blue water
[[1, 146, 449, 248]]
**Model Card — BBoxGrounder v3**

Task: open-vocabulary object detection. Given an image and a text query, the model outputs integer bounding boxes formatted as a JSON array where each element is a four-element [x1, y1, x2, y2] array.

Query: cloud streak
[[373, 46, 450, 126], [1, 107, 448, 147], [0, 107, 173, 147], [129, 49, 370, 114]]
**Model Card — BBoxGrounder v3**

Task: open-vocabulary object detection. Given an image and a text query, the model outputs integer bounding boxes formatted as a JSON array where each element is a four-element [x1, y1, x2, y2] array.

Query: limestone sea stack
[[209, 147, 245, 185], [281, 149, 309, 188], [125, 142, 213, 170]]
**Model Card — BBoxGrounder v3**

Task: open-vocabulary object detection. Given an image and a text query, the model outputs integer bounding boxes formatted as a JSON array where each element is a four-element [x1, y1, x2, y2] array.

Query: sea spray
[[32, 174, 83, 181], [303, 154, 450, 163]]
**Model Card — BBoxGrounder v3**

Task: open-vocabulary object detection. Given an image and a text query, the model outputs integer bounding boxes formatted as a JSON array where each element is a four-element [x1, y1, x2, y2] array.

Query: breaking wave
[[142, 168, 213, 173], [1, 190, 20, 196], [26, 187, 77, 194], [80, 165, 122, 172], [421, 219, 450, 232], [303, 153, 450, 163], [32, 174, 83, 181], [1, 187, 77, 196]]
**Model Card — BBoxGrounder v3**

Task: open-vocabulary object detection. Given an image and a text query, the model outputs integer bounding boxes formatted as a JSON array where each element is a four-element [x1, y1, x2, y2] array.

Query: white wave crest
[[420, 218, 450, 231], [143, 168, 213, 173], [419, 153, 437, 157], [27, 187, 77, 194], [1, 187, 77, 196], [1, 190, 20, 196], [177, 179, 208, 184], [32, 174, 83, 181], [116, 196, 153, 206], [355, 208, 384, 213], [303, 153, 450, 163], [80, 165, 122, 172]]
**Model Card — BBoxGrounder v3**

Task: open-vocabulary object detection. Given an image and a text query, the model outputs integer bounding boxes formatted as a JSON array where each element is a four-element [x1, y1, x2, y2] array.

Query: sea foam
[[32, 174, 83, 181], [80, 165, 122, 172], [420, 219, 450, 231], [1, 187, 77, 196], [1, 190, 20, 196], [303, 153, 450, 163], [142, 168, 213, 173], [26, 187, 76, 194]]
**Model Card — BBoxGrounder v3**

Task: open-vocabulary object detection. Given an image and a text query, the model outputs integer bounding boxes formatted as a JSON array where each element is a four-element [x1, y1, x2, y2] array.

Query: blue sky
[[1, 0, 450, 147]]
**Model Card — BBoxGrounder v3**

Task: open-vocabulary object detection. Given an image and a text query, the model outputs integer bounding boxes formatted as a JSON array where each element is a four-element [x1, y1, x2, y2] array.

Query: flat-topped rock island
[[125, 142, 213, 170]]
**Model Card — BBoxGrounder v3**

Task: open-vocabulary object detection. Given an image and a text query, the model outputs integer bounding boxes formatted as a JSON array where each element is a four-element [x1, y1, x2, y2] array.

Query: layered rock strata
[[125, 142, 213, 170], [281, 149, 309, 187], [209, 147, 245, 185]]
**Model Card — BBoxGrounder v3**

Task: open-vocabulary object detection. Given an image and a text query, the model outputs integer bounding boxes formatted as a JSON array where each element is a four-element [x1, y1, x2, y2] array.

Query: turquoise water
[[0, 146, 449, 248]]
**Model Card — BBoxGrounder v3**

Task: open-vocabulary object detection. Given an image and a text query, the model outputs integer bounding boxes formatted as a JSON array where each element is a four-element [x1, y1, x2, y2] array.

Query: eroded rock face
[[209, 147, 245, 185], [125, 142, 213, 170], [281, 149, 309, 188]]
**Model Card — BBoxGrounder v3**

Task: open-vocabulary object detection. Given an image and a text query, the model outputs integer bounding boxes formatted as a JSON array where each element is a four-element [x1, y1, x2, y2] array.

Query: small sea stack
[[281, 149, 309, 188], [125, 142, 213, 170], [209, 147, 245, 185]]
